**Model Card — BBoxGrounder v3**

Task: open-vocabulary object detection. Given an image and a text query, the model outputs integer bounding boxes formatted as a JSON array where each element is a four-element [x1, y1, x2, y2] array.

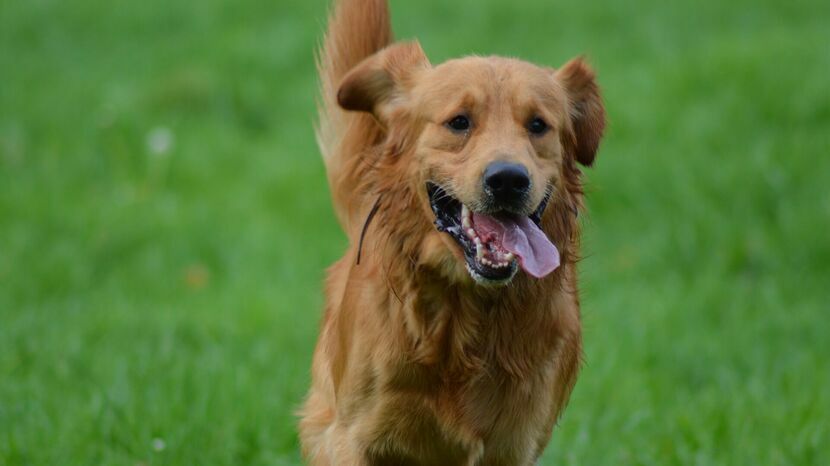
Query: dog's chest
[[463, 359, 554, 442], [424, 345, 559, 463], [373, 284, 575, 463]]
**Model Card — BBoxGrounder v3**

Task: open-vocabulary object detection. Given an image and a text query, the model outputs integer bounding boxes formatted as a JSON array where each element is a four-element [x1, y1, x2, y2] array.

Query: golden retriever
[[299, 0, 605, 464]]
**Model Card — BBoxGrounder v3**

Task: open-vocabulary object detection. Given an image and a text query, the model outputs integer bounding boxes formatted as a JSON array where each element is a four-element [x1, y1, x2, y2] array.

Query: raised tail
[[316, 0, 392, 231]]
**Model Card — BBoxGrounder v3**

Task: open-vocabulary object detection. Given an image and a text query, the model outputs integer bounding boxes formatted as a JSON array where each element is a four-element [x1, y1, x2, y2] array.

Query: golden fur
[[300, 0, 605, 464]]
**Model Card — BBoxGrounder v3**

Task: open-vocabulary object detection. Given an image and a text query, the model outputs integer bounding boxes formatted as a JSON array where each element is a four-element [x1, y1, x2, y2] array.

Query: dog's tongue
[[472, 213, 560, 278]]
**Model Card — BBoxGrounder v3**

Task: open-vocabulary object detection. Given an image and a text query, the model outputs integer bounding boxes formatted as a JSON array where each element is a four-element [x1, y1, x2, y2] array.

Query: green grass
[[1, 0, 828, 464]]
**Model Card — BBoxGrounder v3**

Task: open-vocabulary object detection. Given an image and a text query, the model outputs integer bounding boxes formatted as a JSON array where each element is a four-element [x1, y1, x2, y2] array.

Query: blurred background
[[1, 0, 828, 464]]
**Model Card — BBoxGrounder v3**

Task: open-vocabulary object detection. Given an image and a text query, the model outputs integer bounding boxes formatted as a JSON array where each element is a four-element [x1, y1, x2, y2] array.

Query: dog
[[299, 0, 605, 463]]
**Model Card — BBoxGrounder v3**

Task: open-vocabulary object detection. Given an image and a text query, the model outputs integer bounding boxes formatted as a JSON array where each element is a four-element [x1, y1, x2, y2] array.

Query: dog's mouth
[[427, 183, 560, 285]]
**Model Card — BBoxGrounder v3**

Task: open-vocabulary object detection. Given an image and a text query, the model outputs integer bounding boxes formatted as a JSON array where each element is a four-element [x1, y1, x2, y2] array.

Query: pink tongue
[[471, 213, 560, 278]]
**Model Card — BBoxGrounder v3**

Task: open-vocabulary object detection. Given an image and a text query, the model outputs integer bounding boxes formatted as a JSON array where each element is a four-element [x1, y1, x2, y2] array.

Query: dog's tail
[[317, 0, 392, 231]]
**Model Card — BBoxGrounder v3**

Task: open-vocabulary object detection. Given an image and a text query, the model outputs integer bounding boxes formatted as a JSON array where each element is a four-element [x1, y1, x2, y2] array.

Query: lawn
[[1, 0, 828, 464]]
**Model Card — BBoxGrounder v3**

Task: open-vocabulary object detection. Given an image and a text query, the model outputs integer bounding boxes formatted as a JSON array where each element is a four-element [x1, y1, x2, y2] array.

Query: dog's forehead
[[412, 56, 565, 111]]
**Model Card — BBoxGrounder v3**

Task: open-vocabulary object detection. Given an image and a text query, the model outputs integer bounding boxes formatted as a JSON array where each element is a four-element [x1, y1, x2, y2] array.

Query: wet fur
[[300, 0, 605, 464]]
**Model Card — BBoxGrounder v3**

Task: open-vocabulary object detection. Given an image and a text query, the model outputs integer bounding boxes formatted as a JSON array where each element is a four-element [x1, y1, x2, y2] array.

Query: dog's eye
[[446, 115, 471, 132], [527, 117, 549, 136]]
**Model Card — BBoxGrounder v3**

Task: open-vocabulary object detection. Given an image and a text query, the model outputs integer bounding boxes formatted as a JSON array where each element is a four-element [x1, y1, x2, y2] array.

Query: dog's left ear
[[555, 58, 606, 167], [337, 41, 430, 121]]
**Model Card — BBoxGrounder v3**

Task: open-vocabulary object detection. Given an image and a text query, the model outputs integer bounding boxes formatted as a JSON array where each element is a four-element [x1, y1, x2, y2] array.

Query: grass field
[[1, 0, 829, 464]]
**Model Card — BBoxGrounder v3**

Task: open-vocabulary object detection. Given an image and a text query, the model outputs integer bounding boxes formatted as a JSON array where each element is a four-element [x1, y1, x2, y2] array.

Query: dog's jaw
[[465, 262, 519, 286]]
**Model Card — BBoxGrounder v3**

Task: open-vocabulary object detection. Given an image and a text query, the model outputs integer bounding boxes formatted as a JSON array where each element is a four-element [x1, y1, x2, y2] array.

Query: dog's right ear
[[337, 41, 429, 120], [555, 58, 606, 167]]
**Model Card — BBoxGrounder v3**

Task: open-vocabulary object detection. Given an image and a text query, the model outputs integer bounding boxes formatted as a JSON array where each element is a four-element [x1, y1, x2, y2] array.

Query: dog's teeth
[[467, 228, 476, 238], [504, 252, 514, 262], [461, 205, 473, 229], [474, 237, 482, 245], [476, 243, 484, 260]]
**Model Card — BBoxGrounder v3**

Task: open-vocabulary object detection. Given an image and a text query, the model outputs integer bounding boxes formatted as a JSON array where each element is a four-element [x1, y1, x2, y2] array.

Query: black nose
[[483, 161, 530, 204]]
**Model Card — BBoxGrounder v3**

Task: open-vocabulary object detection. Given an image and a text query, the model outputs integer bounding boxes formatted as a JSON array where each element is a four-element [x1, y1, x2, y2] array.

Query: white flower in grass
[[152, 437, 166, 452], [147, 126, 174, 156]]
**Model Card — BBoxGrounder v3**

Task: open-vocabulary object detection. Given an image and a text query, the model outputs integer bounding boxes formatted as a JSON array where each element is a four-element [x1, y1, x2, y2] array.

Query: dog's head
[[339, 42, 605, 286]]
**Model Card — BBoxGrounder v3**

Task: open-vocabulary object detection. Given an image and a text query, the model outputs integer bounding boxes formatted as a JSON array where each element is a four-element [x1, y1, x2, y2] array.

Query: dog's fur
[[299, 0, 605, 464]]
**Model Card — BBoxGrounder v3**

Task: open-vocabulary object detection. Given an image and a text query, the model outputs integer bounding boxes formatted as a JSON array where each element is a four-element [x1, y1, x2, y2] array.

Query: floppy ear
[[555, 58, 606, 167], [337, 41, 430, 120]]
